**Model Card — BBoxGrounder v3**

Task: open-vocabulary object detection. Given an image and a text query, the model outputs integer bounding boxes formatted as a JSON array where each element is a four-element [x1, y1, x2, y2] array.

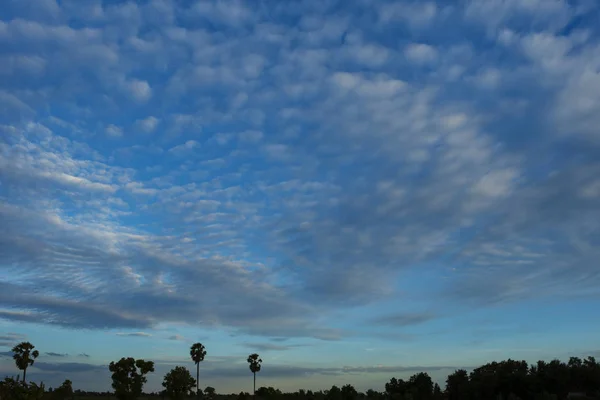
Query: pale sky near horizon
[[1, 0, 600, 395]]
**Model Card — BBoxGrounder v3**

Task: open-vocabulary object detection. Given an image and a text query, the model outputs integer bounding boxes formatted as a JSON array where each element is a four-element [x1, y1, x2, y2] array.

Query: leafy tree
[[325, 386, 341, 400], [190, 343, 207, 398], [256, 387, 282, 399], [341, 384, 357, 400], [11, 342, 40, 384], [446, 369, 470, 400], [408, 372, 433, 400], [582, 356, 600, 395], [204, 386, 216, 400], [0, 377, 45, 400], [432, 383, 442, 400], [247, 353, 262, 395], [53, 379, 74, 400], [238, 391, 252, 400], [365, 389, 377, 400], [108, 357, 155, 400], [162, 366, 196, 400], [385, 377, 408, 400], [540, 359, 569, 399]]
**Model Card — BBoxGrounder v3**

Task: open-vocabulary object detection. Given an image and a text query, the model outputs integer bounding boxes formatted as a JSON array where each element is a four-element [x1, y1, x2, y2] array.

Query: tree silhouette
[[432, 383, 442, 400], [365, 389, 382, 400], [11, 341, 40, 384], [341, 384, 358, 400], [190, 343, 207, 399], [0, 376, 46, 399], [325, 385, 341, 400], [385, 377, 408, 400], [446, 369, 470, 400], [247, 353, 262, 395], [408, 372, 434, 400], [108, 357, 154, 400], [54, 379, 74, 400], [256, 386, 282, 400], [162, 366, 196, 400], [204, 386, 216, 400]]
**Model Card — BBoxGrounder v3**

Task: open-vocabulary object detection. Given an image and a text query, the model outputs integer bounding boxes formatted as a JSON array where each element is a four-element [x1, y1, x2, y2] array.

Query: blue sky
[[1, 0, 600, 394]]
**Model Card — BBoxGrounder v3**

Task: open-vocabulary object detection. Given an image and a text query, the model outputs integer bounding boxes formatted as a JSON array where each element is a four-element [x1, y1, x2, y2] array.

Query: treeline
[[2, 340, 600, 400]]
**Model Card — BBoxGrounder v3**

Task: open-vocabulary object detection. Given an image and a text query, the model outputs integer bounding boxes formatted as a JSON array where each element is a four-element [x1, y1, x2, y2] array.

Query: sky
[[1, 0, 600, 395]]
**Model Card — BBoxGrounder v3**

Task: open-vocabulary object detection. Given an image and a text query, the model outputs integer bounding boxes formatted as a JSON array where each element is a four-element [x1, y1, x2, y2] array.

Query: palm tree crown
[[190, 343, 206, 364], [247, 353, 262, 374], [12, 341, 40, 384]]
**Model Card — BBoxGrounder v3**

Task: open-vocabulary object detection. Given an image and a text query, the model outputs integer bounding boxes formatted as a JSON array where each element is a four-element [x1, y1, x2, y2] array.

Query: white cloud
[[350, 44, 390, 68], [105, 124, 123, 137], [472, 169, 520, 198], [168, 140, 201, 155], [379, 2, 437, 27], [128, 79, 152, 102], [472, 68, 502, 89], [404, 43, 437, 64], [238, 130, 263, 143], [136, 116, 160, 133]]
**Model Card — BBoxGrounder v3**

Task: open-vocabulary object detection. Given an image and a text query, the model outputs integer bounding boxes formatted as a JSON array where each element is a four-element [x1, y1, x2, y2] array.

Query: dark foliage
[[108, 357, 155, 400]]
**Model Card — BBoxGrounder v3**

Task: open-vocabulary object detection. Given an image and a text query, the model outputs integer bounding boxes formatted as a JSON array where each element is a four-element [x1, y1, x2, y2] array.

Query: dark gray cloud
[[242, 343, 309, 352], [33, 362, 106, 373], [270, 338, 289, 343], [0, 333, 26, 341], [115, 332, 152, 338], [0, 333, 26, 349], [45, 352, 68, 357], [370, 313, 436, 327]]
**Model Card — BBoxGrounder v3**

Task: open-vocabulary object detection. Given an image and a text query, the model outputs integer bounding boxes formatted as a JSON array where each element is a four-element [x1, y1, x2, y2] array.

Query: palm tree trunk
[[23, 368, 27, 384], [196, 363, 200, 399], [253, 372, 256, 395]]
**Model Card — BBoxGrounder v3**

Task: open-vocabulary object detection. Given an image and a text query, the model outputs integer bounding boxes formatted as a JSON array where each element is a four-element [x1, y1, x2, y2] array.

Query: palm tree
[[11, 342, 40, 384], [246, 353, 262, 395], [190, 343, 206, 399]]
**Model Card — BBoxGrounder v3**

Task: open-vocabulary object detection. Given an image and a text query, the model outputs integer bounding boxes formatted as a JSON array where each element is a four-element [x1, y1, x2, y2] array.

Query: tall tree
[[446, 369, 470, 400], [408, 372, 434, 400], [341, 384, 358, 400], [54, 379, 74, 400], [204, 386, 217, 400], [108, 357, 155, 400], [162, 366, 196, 400], [433, 383, 442, 400], [325, 385, 342, 400], [190, 343, 207, 399], [11, 341, 40, 384], [247, 353, 262, 395]]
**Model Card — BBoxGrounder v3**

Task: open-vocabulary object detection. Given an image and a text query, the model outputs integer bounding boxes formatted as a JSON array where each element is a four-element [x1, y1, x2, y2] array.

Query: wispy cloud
[[0, 332, 27, 348], [115, 332, 153, 338], [45, 352, 68, 357], [33, 362, 106, 373], [242, 343, 309, 352], [370, 313, 437, 327]]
